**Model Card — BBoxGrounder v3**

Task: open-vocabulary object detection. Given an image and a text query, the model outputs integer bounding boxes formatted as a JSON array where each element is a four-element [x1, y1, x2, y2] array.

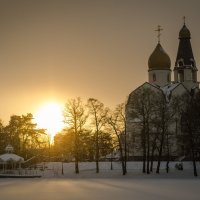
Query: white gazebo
[[0, 145, 24, 173]]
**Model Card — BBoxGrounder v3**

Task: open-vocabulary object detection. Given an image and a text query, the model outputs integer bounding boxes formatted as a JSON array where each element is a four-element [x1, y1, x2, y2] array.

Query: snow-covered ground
[[41, 161, 200, 178], [0, 161, 200, 200]]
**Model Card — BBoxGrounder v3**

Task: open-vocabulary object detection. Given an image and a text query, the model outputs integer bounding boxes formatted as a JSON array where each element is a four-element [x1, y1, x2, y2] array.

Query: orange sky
[[0, 0, 200, 124]]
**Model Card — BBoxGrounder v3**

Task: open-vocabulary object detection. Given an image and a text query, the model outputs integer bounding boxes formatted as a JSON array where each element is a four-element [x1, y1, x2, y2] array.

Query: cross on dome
[[183, 16, 186, 25], [155, 25, 163, 43]]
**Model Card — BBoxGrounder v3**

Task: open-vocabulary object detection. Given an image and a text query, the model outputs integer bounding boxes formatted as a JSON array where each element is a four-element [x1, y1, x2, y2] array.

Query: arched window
[[179, 61, 183, 67], [153, 74, 156, 82]]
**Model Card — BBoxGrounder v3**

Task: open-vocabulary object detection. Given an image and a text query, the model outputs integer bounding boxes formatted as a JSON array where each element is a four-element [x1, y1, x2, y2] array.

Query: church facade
[[126, 22, 199, 160]]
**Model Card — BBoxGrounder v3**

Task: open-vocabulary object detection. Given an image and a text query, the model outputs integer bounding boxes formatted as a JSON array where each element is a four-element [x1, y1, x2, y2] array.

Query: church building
[[126, 21, 199, 159]]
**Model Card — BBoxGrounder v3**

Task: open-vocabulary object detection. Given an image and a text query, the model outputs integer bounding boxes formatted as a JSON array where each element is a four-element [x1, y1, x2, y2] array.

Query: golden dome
[[148, 43, 171, 70]]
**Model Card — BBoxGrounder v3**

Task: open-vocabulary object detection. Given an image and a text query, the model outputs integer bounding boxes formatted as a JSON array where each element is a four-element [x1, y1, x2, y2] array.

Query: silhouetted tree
[[180, 91, 200, 177], [63, 97, 88, 174], [87, 98, 108, 173], [0, 119, 5, 154], [3, 113, 46, 157], [154, 95, 181, 174], [107, 103, 127, 175]]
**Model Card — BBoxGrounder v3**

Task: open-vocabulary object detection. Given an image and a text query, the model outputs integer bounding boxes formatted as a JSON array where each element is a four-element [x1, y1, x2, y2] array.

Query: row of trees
[[54, 98, 127, 175], [128, 87, 200, 176], [1, 91, 199, 176], [181, 91, 200, 176]]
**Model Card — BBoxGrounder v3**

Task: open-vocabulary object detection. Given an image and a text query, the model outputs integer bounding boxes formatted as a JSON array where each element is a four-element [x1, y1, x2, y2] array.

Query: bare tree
[[154, 95, 181, 174], [107, 103, 127, 175], [180, 92, 200, 177], [127, 87, 158, 174], [63, 97, 87, 174], [87, 98, 108, 173], [149, 126, 159, 172]]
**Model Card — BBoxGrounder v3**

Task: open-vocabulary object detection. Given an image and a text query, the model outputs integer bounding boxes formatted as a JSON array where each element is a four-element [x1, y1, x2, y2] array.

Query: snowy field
[[0, 161, 200, 200]]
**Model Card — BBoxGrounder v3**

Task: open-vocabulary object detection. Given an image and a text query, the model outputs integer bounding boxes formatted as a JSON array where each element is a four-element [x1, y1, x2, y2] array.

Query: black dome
[[148, 43, 171, 70]]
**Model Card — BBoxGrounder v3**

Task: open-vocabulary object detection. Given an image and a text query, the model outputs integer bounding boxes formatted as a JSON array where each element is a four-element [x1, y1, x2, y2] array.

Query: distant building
[[126, 21, 199, 160]]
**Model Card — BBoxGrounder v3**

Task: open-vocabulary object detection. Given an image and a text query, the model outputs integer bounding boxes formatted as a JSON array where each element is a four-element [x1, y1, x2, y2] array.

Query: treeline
[[1, 91, 199, 177], [0, 98, 127, 175], [0, 113, 48, 159]]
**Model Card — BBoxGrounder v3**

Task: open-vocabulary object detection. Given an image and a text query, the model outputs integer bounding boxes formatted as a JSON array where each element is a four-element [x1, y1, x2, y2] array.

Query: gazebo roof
[[0, 153, 24, 163]]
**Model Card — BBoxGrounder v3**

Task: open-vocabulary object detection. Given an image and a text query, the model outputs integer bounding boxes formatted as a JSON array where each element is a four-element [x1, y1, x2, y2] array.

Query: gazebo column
[[19, 162, 22, 175]]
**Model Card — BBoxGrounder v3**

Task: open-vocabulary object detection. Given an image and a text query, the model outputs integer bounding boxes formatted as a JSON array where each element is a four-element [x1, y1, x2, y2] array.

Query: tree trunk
[[166, 161, 169, 173], [150, 157, 154, 172], [146, 121, 150, 174], [156, 114, 165, 174], [150, 144, 156, 172], [142, 147, 146, 173], [121, 155, 126, 175], [96, 160, 99, 173], [166, 133, 170, 173], [74, 123, 79, 174], [192, 156, 197, 177], [124, 126, 127, 175], [142, 127, 146, 173], [75, 159, 79, 174], [75, 141, 79, 174], [95, 131, 99, 173], [119, 139, 126, 175], [156, 133, 164, 174], [189, 130, 198, 177]]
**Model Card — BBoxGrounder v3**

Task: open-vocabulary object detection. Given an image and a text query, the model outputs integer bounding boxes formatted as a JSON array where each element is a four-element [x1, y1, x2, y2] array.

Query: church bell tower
[[174, 18, 198, 90]]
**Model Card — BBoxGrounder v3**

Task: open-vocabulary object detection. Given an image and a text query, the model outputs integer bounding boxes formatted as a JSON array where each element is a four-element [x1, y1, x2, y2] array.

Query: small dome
[[5, 144, 14, 153], [179, 24, 191, 39], [148, 43, 171, 70]]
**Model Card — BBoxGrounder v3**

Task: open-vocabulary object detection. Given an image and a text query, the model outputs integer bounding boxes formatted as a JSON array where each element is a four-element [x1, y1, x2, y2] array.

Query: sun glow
[[34, 102, 65, 143]]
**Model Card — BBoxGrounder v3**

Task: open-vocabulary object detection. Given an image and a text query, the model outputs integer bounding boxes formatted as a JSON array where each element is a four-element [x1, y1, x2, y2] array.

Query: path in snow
[[0, 178, 200, 200]]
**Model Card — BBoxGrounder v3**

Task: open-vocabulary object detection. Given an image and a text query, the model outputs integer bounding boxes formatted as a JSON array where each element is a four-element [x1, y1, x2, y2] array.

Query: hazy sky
[[0, 0, 200, 123]]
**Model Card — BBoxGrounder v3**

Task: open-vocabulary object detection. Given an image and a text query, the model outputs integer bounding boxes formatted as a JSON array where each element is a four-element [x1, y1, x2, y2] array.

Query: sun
[[34, 102, 65, 142]]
